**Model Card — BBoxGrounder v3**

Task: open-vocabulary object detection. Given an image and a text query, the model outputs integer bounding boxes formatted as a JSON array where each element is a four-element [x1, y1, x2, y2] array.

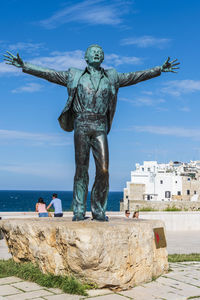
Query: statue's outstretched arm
[[3, 51, 68, 87], [118, 57, 180, 88]]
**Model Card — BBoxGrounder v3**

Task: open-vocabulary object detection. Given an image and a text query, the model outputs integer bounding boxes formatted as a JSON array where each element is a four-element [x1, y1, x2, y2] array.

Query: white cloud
[[0, 50, 86, 75], [161, 80, 200, 96], [38, 0, 132, 29], [0, 129, 72, 147], [142, 91, 153, 96], [12, 83, 43, 93], [130, 125, 200, 140], [0, 162, 68, 178], [121, 35, 171, 48], [8, 42, 45, 54], [180, 106, 190, 112], [0, 62, 21, 75], [30, 50, 86, 70], [120, 97, 165, 107], [105, 53, 142, 66]]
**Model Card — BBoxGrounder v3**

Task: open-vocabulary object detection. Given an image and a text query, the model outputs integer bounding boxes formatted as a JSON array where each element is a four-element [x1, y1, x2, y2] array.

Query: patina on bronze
[[4, 45, 179, 221]]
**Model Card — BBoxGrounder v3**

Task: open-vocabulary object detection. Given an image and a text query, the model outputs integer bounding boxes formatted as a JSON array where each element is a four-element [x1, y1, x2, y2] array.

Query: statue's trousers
[[72, 116, 109, 219]]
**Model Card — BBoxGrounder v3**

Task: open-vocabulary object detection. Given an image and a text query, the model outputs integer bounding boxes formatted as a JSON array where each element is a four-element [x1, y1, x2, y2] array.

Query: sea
[[0, 191, 123, 212]]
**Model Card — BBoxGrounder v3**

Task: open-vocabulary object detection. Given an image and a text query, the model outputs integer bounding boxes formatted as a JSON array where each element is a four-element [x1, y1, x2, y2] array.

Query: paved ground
[[166, 231, 200, 254], [0, 239, 12, 260], [0, 262, 200, 299], [1, 231, 200, 299]]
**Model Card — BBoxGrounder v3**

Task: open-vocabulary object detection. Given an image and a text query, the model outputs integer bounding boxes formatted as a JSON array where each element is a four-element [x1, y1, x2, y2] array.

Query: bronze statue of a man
[[4, 45, 179, 221]]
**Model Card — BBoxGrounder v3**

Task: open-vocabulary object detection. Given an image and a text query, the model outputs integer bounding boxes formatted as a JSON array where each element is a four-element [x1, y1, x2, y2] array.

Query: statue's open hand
[[3, 51, 24, 68], [161, 57, 180, 73]]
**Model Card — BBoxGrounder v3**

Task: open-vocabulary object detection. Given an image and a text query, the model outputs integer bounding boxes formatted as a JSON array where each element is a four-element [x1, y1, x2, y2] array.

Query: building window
[[194, 191, 197, 194], [148, 168, 150, 171], [160, 180, 163, 184], [187, 190, 190, 195], [142, 168, 144, 171], [177, 191, 181, 196], [165, 191, 171, 198]]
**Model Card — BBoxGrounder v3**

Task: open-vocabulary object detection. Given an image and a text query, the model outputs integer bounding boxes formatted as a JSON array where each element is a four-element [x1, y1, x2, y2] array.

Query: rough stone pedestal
[[0, 217, 168, 290]]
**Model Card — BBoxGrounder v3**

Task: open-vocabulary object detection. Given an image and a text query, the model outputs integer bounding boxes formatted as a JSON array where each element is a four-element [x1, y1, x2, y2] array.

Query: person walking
[[47, 193, 63, 217]]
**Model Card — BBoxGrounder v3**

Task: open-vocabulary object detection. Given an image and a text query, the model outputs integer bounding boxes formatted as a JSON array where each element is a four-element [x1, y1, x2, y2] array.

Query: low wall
[[120, 200, 200, 212], [1, 211, 200, 231], [139, 212, 200, 231]]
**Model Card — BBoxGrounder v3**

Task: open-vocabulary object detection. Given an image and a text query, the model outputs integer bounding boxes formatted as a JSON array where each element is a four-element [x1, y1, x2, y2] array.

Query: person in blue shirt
[[47, 193, 63, 217]]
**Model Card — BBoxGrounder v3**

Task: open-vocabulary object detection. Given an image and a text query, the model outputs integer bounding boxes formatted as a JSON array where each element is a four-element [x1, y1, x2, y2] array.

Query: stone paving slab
[[0, 284, 22, 296], [86, 288, 113, 297], [120, 282, 181, 299], [44, 294, 81, 299], [0, 277, 22, 285], [47, 288, 63, 294], [6, 289, 54, 300], [119, 291, 159, 300], [11, 281, 44, 291], [6, 290, 52, 300], [167, 275, 200, 287], [0, 239, 12, 260], [83, 294, 128, 300]]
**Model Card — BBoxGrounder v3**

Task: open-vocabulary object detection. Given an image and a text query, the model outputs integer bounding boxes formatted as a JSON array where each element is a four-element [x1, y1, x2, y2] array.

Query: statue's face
[[85, 46, 104, 66]]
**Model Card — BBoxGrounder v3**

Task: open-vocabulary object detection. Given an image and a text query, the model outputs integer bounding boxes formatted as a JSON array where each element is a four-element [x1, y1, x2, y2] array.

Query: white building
[[124, 160, 200, 202]]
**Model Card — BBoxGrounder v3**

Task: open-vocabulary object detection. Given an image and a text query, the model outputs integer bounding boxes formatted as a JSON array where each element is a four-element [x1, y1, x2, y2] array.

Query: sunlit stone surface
[[0, 217, 168, 289]]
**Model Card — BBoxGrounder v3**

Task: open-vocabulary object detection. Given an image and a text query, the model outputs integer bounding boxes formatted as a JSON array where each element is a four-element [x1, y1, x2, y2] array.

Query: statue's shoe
[[72, 215, 85, 221], [92, 215, 109, 222]]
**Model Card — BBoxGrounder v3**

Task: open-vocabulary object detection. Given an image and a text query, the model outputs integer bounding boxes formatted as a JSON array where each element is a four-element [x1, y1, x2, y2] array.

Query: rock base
[[0, 217, 168, 290]]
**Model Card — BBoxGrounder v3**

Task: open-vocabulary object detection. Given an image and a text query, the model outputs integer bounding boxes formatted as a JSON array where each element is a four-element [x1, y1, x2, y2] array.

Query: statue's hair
[[85, 44, 104, 60]]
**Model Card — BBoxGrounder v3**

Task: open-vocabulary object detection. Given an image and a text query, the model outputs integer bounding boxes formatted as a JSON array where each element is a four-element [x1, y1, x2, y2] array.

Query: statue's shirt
[[73, 68, 111, 115]]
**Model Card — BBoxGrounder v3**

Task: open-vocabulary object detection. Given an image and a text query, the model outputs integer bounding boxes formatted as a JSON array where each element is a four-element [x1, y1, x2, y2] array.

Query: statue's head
[[85, 44, 104, 67]]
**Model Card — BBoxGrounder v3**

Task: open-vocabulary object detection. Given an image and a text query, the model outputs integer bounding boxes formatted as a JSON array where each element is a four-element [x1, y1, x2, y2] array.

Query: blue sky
[[0, 0, 200, 191]]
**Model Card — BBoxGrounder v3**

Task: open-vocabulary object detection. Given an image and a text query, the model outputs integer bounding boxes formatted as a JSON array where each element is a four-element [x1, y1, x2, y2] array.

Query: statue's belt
[[75, 113, 106, 122]]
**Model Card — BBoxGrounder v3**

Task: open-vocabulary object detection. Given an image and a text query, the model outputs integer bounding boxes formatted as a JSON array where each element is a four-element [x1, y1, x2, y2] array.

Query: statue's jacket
[[23, 63, 161, 134]]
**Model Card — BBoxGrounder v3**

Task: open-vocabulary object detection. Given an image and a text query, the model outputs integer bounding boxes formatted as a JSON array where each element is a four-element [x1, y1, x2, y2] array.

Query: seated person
[[132, 211, 139, 219], [125, 209, 130, 218], [47, 193, 63, 217], [36, 198, 48, 217]]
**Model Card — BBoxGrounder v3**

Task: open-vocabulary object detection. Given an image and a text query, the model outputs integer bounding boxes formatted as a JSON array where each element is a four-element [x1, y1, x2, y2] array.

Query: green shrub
[[139, 207, 156, 211], [164, 205, 181, 211], [168, 253, 200, 262]]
